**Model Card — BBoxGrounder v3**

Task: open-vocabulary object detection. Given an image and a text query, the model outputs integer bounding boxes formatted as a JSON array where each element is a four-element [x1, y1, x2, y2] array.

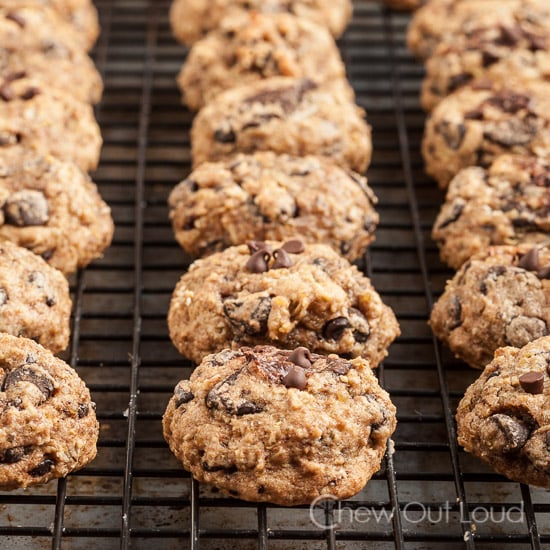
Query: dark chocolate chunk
[[437, 201, 464, 229], [519, 371, 544, 394], [448, 72, 472, 92], [214, 128, 236, 143], [281, 239, 305, 254], [438, 121, 466, 150], [4, 190, 49, 226], [174, 384, 194, 407], [491, 414, 530, 453], [77, 403, 89, 418], [288, 347, 312, 369], [45, 296, 56, 307], [518, 247, 540, 271], [353, 330, 369, 343], [537, 266, 550, 280], [323, 317, 350, 341], [5, 71, 26, 82], [29, 458, 55, 477], [243, 78, 317, 113], [484, 116, 539, 147], [2, 366, 54, 402], [20, 87, 40, 100], [488, 92, 531, 114], [41, 249, 55, 261], [481, 50, 501, 67], [0, 446, 28, 464], [272, 248, 292, 269], [205, 371, 263, 415], [0, 83, 14, 102], [497, 26, 524, 47], [246, 250, 270, 273], [223, 295, 271, 336], [0, 288, 7, 306], [5, 12, 26, 28], [464, 108, 484, 121], [282, 365, 307, 390], [448, 295, 462, 330], [479, 265, 507, 294]]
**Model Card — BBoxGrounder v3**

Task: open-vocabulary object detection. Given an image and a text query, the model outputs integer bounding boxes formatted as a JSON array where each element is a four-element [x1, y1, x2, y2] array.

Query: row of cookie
[[0, 2, 109, 490], [407, 1, 549, 487], [162, 3, 400, 505]]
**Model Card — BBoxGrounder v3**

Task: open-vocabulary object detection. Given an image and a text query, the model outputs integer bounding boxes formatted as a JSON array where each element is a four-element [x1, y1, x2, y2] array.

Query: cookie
[[422, 47, 550, 112], [0, 333, 99, 490], [432, 155, 550, 270], [422, 81, 550, 188], [0, 40, 103, 104], [456, 336, 550, 488], [170, 0, 353, 45], [178, 12, 347, 111], [168, 152, 379, 261], [168, 240, 400, 366], [0, 4, 86, 52], [407, 0, 550, 60], [163, 345, 396, 505], [0, 146, 114, 274], [429, 244, 550, 370], [0, 241, 71, 354], [0, 76, 102, 172], [191, 77, 371, 173]]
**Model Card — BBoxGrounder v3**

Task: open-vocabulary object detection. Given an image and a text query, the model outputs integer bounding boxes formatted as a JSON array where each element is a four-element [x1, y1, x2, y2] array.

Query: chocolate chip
[[437, 201, 464, 229], [0, 83, 14, 101], [0, 288, 7, 306], [223, 296, 271, 336], [464, 108, 484, 120], [244, 78, 317, 112], [353, 330, 369, 343], [246, 250, 270, 273], [174, 384, 194, 407], [205, 371, 264, 415], [288, 347, 312, 369], [2, 366, 54, 402], [41, 249, 55, 261], [20, 87, 40, 100], [479, 265, 507, 294], [5, 71, 26, 82], [526, 33, 546, 51], [488, 92, 531, 114], [0, 446, 28, 464], [481, 50, 501, 67], [214, 128, 236, 143], [519, 371, 544, 394], [247, 240, 269, 254], [497, 25, 524, 46], [438, 121, 466, 150], [282, 365, 307, 390], [448, 72, 472, 92], [448, 296, 462, 330], [518, 247, 540, 272], [537, 266, 550, 280], [45, 296, 56, 307], [4, 190, 49, 226], [272, 248, 292, 269], [77, 403, 89, 418], [323, 317, 350, 341], [491, 414, 530, 452], [29, 458, 55, 477], [485, 116, 540, 147], [281, 239, 305, 254], [5, 12, 26, 27]]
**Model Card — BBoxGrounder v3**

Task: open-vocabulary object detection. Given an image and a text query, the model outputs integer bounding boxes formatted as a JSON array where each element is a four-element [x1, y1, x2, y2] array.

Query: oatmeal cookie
[[0, 146, 114, 274], [0, 333, 99, 490], [407, 0, 550, 60], [429, 244, 550, 369], [178, 12, 347, 111], [422, 81, 550, 188], [191, 77, 371, 173], [163, 345, 396, 505], [0, 76, 102, 172], [168, 240, 400, 366], [168, 152, 379, 261], [432, 155, 550, 270], [457, 336, 550, 488], [170, 0, 353, 45], [0, 241, 71, 354]]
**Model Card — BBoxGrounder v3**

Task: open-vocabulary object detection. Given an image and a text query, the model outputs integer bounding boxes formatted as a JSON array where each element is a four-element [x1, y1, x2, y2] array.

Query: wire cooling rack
[[0, 1, 548, 548]]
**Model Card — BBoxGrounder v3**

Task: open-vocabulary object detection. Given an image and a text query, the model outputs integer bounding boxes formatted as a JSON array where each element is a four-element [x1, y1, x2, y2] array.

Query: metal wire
[[0, 1, 548, 548]]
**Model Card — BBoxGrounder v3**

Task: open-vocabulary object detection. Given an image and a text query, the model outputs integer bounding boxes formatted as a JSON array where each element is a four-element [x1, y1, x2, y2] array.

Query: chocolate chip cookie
[[191, 77, 371, 173], [0, 40, 103, 104], [178, 12, 347, 111], [0, 76, 102, 172], [0, 333, 99, 490], [432, 155, 550, 270], [170, 0, 353, 45], [168, 152, 379, 261], [430, 244, 550, 369], [457, 335, 550, 488], [407, 0, 550, 60], [422, 47, 550, 112], [168, 240, 400, 366], [0, 146, 114, 274], [0, 241, 71, 354], [163, 345, 396, 505], [422, 81, 550, 188]]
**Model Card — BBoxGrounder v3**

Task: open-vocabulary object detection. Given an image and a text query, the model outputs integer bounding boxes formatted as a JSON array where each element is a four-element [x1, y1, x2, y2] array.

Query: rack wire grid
[[0, 0, 548, 548]]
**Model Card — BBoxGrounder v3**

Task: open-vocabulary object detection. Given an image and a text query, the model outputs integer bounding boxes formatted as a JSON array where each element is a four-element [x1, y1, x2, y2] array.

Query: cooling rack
[[0, 1, 548, 548]]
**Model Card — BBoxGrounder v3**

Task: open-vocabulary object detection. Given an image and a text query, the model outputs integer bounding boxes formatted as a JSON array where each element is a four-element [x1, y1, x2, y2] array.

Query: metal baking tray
[[0, 0, 548, 548]]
